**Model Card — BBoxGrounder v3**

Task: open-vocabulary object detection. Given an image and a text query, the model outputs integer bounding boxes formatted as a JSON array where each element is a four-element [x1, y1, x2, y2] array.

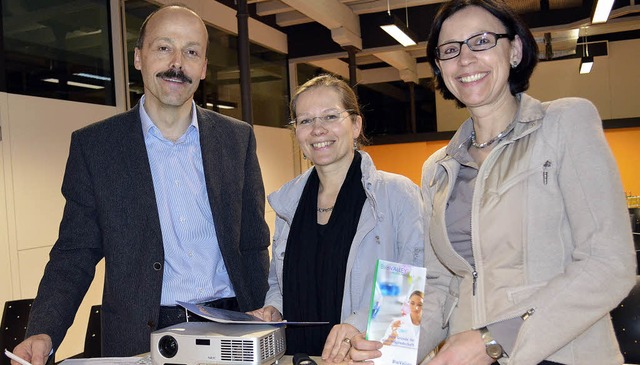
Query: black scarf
[[282, 152, 367, 355]]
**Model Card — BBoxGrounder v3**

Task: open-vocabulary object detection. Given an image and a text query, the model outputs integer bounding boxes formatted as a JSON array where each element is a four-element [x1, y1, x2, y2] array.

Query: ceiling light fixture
[[380, 0, 417, 47], [206, 101, 237, 110], [42, 78, 105, 89], [579, 55, 594, 74], [73, 72, 112, 82], [579, 29, 594, 74], [592, 0, 615, 24]]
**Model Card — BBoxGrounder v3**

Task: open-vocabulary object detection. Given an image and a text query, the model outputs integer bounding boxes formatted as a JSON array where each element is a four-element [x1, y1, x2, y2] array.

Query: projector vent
[[259, 332, 285, 360], [220, 339, 254, 362]]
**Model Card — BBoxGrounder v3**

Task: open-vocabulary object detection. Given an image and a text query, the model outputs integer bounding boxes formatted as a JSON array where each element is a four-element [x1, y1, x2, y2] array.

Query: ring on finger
[[342, 337, 352, 346]]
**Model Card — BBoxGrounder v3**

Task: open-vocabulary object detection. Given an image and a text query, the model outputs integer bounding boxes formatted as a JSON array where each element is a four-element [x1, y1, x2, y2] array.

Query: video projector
[[150, 322, 286, 365]]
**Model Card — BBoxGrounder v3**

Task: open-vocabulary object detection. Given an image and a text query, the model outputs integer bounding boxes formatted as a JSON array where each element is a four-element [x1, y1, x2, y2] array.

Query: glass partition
[[296, 63, 437, 140], [1, 0, 114, 105]]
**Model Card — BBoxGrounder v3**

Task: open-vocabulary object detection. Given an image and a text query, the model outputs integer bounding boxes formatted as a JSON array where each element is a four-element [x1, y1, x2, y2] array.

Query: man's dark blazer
[[26, 104, 270, 357]]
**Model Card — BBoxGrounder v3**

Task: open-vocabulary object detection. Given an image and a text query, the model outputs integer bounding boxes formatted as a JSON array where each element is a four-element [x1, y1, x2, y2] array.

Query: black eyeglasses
[[435, 32, 511, 60]]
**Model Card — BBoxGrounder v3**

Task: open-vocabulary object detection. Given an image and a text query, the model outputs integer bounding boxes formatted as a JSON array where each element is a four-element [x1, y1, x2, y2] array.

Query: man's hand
[[11, 334, 53, 365], [246, 306, 282, 322], [321, 323, 360, 363], [426, 330, 495, 365], [347, 332, 382, 364]]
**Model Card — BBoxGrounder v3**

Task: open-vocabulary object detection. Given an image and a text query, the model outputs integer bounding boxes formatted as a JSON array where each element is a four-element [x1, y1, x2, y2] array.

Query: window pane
[[296, 64, 437, 140], [359, 80, 437, 136], [1, 0, 115, 105]]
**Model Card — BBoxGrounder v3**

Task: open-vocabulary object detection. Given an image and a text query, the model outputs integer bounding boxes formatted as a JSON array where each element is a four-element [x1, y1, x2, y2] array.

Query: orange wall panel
[[604, 127, 640, 196], [365, 127, 640, 197], [363, 141, 447, 185]]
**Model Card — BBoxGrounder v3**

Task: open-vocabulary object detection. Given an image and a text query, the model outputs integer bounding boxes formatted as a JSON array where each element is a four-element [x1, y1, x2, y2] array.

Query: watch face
[[487, 343, 503, 359]]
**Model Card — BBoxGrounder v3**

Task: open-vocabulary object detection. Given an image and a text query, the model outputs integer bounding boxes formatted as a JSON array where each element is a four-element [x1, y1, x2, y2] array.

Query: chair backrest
[[610, 275, 640, 365], [82, 304, 102, 358], [0, 299, 34, 365]]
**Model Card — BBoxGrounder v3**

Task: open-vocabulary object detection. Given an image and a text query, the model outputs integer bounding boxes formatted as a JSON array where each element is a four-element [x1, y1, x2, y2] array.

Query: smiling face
[[134, 6, 208, 113], [436, 5, 522, 110], [294, 86, 362, 169]]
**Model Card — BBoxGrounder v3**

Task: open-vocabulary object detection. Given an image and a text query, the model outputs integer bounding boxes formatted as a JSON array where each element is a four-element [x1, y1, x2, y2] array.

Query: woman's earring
[[511, 60, 518, 69], [353, 139, 358, 150], [302, 154, 307, 160]]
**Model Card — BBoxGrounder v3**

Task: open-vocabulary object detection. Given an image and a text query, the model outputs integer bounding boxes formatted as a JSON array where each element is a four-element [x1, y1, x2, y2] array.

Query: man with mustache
[[10, 5, 270, 365]]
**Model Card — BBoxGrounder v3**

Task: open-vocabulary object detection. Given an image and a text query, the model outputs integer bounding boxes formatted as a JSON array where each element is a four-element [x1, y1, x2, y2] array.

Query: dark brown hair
[[426, 0, 538, 107]]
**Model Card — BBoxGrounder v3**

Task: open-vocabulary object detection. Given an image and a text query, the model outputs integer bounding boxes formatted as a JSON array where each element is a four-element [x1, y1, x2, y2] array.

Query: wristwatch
[[479, 327, 504, 360]]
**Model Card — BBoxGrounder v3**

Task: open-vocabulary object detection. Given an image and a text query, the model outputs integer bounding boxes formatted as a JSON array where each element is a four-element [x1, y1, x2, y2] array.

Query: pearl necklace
[[317, 206, 334, 213]]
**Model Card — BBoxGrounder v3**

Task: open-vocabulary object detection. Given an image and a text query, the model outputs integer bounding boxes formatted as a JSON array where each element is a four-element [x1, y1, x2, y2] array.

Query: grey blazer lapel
[[197, 108, 228, 246], [119, 105, 163, 246]]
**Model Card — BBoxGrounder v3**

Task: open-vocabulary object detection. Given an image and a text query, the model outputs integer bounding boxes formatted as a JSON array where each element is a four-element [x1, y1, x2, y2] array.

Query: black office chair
[[82, 305, 102, 358], [0, 299, 34, 365], [66, 304, 102, 360], [611, 275, 640, 365]]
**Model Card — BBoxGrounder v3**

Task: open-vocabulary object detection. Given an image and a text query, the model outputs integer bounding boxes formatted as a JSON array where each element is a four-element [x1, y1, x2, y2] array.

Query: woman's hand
[[427, 330, 495, 365], [246, 305, 282, 322], [347, 332, 382, 364], [321, 323, 360, 363]]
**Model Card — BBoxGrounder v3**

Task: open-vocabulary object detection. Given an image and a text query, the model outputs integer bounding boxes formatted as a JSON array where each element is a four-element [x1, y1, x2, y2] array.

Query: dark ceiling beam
[[544, 32, 553, 60], [540, 0, 549, 12]]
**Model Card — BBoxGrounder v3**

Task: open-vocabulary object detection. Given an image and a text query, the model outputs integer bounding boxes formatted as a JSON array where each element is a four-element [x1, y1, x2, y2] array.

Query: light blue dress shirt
[[139, 96, 234, 306]]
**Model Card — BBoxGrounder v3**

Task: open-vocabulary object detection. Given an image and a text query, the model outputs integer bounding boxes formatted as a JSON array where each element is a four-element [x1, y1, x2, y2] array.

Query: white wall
[[435, 38, 640, 131], [254, 125, 297, 241], [0, 94, 296, 360], [0, 94, 115, 359]]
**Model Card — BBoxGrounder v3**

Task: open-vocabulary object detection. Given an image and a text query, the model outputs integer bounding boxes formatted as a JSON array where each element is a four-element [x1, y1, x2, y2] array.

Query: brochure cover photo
[[365, 259, 426, 365]]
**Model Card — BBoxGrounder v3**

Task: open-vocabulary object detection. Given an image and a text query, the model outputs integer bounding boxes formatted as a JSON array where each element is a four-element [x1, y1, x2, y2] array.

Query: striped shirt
[[139, 96, 234, 306]]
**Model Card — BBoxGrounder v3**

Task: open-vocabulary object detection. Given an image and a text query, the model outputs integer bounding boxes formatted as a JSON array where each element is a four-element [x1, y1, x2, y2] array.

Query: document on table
[[59, 354, 151, 364], [177, 301, 328, 325]]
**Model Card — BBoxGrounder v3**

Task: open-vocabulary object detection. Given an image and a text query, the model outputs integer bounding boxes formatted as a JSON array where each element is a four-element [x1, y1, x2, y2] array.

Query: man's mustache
[[156, 68, 193, 84]]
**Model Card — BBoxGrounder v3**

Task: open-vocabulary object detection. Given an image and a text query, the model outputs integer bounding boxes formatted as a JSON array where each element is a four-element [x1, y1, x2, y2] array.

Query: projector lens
[[158, 335, 179, 358]]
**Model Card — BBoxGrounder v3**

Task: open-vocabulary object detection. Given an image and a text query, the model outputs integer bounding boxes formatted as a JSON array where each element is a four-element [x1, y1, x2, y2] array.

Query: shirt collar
[[139, 95, 199, 141]]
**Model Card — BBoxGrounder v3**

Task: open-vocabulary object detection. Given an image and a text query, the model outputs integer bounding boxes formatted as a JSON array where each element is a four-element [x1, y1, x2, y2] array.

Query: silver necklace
[[317, 206, 334, 213], [470, 124, 513, 149]]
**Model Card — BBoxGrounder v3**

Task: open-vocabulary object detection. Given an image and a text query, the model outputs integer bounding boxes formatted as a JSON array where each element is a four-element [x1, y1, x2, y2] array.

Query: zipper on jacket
[[472, 270, 478, 296], [521, 308, 535, 320], [542, 160, 551, 185]]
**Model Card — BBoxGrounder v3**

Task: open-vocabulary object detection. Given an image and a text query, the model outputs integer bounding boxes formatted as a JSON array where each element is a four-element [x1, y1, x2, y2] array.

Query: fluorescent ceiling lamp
[[579, 56, 594, 74], [42, 78, 104, 89], [592, 0, 614, 24], [68, 81, 104, 90], [206, 102, 235, 110], [380, 15, 417, 47], [73, 72, 112, 81]]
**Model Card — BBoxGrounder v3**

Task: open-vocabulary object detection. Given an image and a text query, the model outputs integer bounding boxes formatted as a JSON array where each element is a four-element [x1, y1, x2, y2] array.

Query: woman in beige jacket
[[350, 0, 636, 364]]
